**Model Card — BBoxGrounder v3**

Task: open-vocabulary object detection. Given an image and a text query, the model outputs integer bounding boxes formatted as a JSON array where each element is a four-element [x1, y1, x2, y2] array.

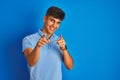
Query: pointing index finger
[[60, 34, 63, 40]]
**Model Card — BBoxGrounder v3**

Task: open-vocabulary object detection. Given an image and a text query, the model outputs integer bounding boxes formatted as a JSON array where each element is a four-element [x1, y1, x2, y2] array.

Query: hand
[[36, 34, 50, 47], [56, 35, 67, 51]]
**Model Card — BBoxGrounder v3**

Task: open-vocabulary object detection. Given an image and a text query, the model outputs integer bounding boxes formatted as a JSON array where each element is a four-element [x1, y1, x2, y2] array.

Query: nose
[[52, 22, 57, 28]]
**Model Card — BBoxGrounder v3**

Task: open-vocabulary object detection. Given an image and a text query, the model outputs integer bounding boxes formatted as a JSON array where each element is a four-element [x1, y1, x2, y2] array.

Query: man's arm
[[62, 49, 74, 70], [56, 35, 74, 70], [24, 46, 40, 67], [23, 34, 50, 67]]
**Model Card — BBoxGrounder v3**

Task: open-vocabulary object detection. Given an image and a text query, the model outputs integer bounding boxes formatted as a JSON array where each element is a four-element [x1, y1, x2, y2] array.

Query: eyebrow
[[50, 17, 61, 23]]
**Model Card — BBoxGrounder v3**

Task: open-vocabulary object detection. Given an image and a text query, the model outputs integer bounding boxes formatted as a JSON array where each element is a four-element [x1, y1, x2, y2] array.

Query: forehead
[[47, 16, 61, 22]]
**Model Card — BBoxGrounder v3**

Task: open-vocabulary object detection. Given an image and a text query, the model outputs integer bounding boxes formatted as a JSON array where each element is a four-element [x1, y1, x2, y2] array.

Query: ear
[[44, 16, 47, 22]]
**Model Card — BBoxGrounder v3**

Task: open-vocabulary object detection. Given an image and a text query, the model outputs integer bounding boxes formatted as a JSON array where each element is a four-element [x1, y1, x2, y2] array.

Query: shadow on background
[[0, 0, 39, 79], [4, 27, 35, 80]]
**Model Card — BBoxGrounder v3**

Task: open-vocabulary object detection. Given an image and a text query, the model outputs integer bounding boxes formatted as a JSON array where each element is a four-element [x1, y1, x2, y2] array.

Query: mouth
[[49, 26, 55, 31]]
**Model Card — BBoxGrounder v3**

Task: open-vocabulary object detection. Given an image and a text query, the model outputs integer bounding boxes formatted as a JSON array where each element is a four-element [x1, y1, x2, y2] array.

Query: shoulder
[[23, 32, 40, 41], [22, 32, 40, 52], [22, 32, 41, 46]]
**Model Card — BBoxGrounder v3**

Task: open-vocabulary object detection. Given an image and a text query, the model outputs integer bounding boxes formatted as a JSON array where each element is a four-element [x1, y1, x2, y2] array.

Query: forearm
[[27, 46, 40, 67], [24, 34, 49, 67], [62, 50, 74, 70]]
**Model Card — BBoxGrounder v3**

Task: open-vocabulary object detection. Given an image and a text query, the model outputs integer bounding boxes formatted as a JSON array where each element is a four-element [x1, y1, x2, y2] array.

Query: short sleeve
[[22, 37, 33, 53]]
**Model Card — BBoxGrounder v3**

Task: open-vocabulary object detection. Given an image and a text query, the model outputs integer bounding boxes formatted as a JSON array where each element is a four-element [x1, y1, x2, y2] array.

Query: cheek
[[47, 20, 53, 25], [45, 22, 51, 27]]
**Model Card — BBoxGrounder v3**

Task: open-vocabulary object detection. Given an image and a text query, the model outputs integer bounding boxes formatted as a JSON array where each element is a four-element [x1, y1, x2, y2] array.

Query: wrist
[[35, 44, 41, 49], [61, 45, 67, 51]]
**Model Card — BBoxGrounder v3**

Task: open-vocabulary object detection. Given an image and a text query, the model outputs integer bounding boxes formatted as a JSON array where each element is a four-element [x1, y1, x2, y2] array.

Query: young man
[[22, 6, 73, 80]]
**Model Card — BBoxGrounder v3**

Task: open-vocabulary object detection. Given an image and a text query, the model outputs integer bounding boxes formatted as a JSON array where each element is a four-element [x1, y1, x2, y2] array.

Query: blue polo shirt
[[22, 30, 63, 80]]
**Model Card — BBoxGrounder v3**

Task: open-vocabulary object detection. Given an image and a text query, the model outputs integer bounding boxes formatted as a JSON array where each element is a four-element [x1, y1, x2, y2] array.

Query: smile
[[49, 26, 55, 31]]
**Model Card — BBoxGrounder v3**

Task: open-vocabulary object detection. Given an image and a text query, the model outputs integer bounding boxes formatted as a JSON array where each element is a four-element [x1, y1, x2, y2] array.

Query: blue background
[[0, 0, 120, 80]]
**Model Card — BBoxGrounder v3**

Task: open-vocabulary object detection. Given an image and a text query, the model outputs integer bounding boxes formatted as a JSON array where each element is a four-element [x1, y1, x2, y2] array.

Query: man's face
[[43, 16, 61, 35]]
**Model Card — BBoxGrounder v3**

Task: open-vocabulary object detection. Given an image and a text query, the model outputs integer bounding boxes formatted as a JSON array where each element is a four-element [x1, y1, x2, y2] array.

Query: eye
[[50, 19, 55, 23], [57, 22, 61, 25]]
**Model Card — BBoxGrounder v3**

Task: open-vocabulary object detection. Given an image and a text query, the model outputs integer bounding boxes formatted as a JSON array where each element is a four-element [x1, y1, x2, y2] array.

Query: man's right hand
[[23, 34, 50, 67], [36, 34, 50, 47]]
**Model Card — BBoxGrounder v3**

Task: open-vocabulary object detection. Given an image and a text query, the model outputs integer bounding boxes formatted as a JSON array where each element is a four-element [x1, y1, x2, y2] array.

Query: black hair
[[46, 6, 65, 20]]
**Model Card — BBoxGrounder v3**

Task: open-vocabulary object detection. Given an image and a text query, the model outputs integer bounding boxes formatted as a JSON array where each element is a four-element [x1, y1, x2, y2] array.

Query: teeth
[[51, 27, 54, 30]]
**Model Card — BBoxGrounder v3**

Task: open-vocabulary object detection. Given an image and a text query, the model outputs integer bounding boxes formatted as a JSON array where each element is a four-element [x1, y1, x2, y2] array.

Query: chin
[[48, 30, 55, 34], [49, 32, 54, 35]]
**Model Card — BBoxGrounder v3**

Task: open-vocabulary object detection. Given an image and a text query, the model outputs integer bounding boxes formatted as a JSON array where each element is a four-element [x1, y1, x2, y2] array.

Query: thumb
[[59, 34, 63, 40], [42, 33, 46, 38]]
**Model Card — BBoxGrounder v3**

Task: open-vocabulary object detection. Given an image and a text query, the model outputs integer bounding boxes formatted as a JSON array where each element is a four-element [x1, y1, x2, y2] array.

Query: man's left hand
[[56, 35, 67, 51]]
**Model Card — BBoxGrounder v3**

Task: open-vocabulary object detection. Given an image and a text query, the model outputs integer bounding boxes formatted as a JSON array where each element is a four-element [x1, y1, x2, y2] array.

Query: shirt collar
[[38, 29, 44, 37], [38, 29, 56, 40]]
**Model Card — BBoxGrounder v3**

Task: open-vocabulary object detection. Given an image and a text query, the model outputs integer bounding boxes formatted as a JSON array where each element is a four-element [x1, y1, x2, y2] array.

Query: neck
[[41, 29, 52, 39]]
